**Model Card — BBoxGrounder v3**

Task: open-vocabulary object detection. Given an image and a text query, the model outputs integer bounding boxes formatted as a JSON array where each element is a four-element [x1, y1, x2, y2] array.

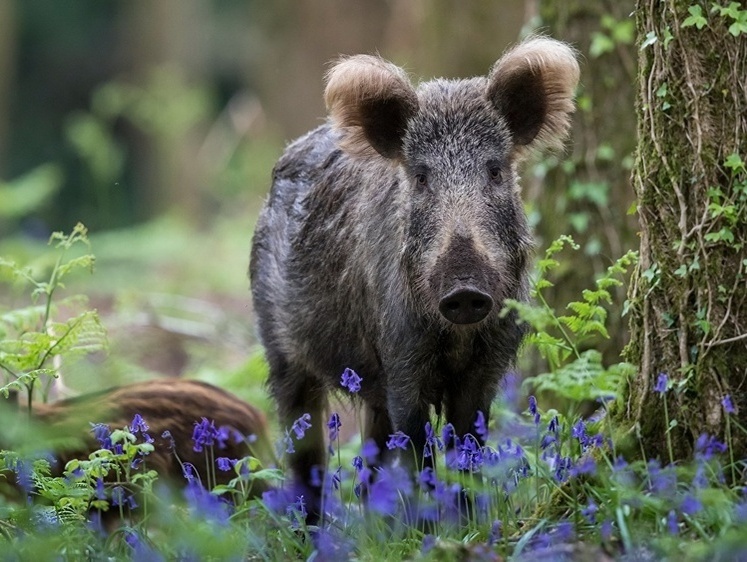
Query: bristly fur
[[250, 35, 580, 523]]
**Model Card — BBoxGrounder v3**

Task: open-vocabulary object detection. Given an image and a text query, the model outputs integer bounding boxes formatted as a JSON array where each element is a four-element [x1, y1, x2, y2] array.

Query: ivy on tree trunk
[[622, 0, 747, 461]]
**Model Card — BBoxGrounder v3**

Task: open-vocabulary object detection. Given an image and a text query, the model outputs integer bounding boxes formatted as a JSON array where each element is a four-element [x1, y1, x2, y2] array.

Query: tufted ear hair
[[487, 37, 580, 158], [324, 55, 419, 160]]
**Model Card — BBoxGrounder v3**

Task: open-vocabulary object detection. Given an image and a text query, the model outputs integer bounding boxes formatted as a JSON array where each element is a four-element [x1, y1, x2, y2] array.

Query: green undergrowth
[[1, 228, 746, 561]]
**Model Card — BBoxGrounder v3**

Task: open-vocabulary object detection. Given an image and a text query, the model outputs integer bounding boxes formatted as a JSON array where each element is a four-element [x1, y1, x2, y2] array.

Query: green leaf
[[641, 31, 658, 49], [682, 5, 708, 29]]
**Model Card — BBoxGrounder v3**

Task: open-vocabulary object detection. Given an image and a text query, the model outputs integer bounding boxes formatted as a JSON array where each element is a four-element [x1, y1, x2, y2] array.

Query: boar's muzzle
[[438, 285, 494, 324]]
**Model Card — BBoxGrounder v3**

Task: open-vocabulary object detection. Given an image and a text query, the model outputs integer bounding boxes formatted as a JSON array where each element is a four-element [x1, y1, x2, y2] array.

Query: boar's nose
[[438, 286, 494, 325]]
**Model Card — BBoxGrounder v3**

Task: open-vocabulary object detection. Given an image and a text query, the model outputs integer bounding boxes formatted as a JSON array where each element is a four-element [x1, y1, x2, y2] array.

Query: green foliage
[[504, 236, 638, 406], [0, 223, 107, 403], [0, 165, 63, 221]]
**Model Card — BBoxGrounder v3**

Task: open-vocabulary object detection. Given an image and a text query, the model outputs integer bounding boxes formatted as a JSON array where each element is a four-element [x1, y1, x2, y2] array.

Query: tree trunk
[[622, 0, 747, 461]]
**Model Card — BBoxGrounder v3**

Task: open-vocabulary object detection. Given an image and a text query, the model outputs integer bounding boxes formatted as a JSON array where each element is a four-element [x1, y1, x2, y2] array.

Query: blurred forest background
[[0, 0, 638, 408]]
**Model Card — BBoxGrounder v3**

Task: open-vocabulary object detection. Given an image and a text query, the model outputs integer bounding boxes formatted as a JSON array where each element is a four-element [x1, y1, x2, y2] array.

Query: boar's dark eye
[[414, 172, 428, 190], [487, 161, 503, 183]]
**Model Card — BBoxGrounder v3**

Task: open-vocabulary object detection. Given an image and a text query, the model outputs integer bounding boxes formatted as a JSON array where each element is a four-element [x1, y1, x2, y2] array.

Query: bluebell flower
[[192, 418, 218, 453], [680, 493, 703, 516], [548, 415, 559, 434], [722, 395, 736, 414], [310, 466, 322, 487], [313, 527, 355, 561], [667, 510, 679, 535], [216, 425, 230, 449], [441, 423, 457, 449], [528, 396, 540, 424], [386, 431, 410, 450], [734, 500, 747, 523], [161, 430, 175, 451], [424, 421, 443, 458], [647, 460, 677, 498], [694, 433, 727, 460], [352, 455, 363, 471], [571, 420, 588, 445], [91, 423, 113, 450], [182, 462, 198, 483], [129, 413, 149, 434], [361, 439, 379, 463], [95, 477, 106, 501], [216, 457, 235, 472], [368, 466, 412, 515], [421, 535, 437, 555], [184, 480, 231, 525], [340, 368, 362, 393], [581, 500, 598, 524], [455, 435, 484, 472], [600, 519, 614, 541], [488, 520, 502, 545], [418, 467, 437, 490], [327, 412, 341, 442], [654, 373, 668, 394], [125, 530, 164, 562], [692, 462, 708, 489], [286, 495, 307, 528], [291, 413, 312, 440], [475, 410, 489, 440], [111, 486, 138, 509]]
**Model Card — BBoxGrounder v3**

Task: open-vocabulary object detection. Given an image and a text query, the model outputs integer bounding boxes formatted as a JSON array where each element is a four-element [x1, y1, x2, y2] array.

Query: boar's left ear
[[325, 55, 419, 160], [487, 37, 580, 156]]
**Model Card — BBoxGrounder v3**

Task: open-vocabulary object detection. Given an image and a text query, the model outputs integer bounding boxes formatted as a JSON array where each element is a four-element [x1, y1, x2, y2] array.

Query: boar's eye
[[487, 161, 503, 184], [413, 167, 429, 190]]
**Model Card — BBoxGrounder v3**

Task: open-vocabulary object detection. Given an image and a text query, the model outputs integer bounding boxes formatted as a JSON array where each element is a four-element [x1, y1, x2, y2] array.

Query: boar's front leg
[[272, 368, 328, 525]]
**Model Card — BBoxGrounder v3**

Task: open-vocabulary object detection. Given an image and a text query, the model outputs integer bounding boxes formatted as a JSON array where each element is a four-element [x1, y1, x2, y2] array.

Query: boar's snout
[[438, 284, 494, 325]]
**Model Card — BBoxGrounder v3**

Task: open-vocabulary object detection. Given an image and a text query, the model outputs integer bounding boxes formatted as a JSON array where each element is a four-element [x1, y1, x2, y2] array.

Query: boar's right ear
[[487, 37, 580, 157], [325, 55, 418, 160]]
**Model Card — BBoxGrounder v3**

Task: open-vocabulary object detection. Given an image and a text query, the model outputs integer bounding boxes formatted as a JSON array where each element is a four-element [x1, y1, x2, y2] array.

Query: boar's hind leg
[[273, 370, 328, 524]]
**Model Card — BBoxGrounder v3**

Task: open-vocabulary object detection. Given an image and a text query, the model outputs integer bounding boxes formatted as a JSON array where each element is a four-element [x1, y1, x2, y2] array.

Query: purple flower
[[291, 413, 312, 440], [455, 435, 484, 472], [667, 510, 679, 535], [281, 430, 295, 454], [680, 494, 703, 516], [694, 433, 727, 460], [216, 457, 234, 472], [418, 466, 437, 490], [722, 395, 736, 414], [424, 422, 443, 458], [368, 466, 412, 515], [125, 530, 164, 562], [734, 501, 747, 523], [488, 520, 502, 545], [386, 431, 410, 450], [327, 412, 341, 442], [570, 456, 597, 478], [441, 423, 457, 448], [111, 486, 138, 509], [161, 430, 175, 451], [184, 481, 231, 525], [182, 462, 198, 483], [91, 423, 113, 450], [654, 373, 669, 394], [571, 419, 587, 443], [361, 439, 379, 463], [95, 478, 106, 501], [129, 413, 149, 434], [352, 455, 363, 471], [340, 368, 362, 393], [313, 527, 355, 561], [600, 519, 614, 541], [192, 418, 218, 453], [528, 395, 540, 424], [286, 495, 307, 528], [581, 500, 598, 524], [475, 411, 489, 440], [548, 416, 558, 434], [422, 535, 437, 555], [648, 460, 677, 497]]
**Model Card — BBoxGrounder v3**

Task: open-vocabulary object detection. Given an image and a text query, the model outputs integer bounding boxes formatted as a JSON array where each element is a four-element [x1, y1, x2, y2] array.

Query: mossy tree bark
[[622, 0, 747, 461]]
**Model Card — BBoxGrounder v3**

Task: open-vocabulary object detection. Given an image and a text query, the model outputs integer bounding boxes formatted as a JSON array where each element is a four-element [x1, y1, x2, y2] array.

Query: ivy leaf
[[682, 5, 708, 29]]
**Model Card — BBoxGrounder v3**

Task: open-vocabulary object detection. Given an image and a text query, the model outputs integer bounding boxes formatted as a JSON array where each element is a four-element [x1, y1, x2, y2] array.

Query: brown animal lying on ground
[[4, 379, 276, 493]]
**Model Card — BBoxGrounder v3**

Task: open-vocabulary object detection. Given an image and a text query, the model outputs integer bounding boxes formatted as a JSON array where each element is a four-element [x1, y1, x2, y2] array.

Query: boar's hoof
[[438, 287, 494, 325]]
